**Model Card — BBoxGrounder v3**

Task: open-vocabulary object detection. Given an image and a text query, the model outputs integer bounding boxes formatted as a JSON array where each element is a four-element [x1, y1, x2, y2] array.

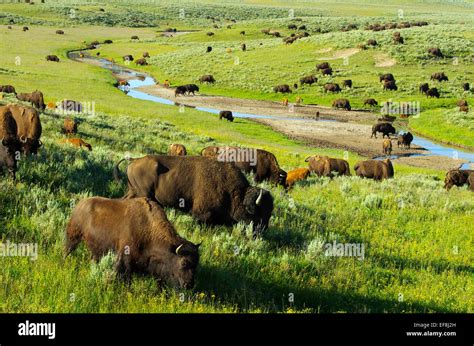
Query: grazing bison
[[135, 58, 148, 66], [321, 67, 333, 76], [206, 32, 214, 37], [285, 168, 310, 189], [60, 138, 92, 151], [383, 139, 392, 156], [426, 88, 440, 98], [131, 35, 139, 40], [240, 31, 245, 35], [383, 80, 398, 91], [324, 83, 341, 93], [419, 83, 429, 95], [122, 55, 134, 62], [354, 159, 394, 180], [168, 143, 187, 156], [379, 73, 395, 82], [305, 155, 350, 178], [332, 98, 351, 111], [397, 132, 414, 149], [175, 86, 187, 97], [65, 197, 200, 288], [0, 108, 21, 179], [206, 46, 212, 53], [444, 169, 474, 190], [63, 118, 78, 135], [288, 24, 297, 30], [316, 62, 330, 70], [143, 52, 150, 58], [428, 47, 443, 58], [273, 84, 292, 93], [23, 26, 29, 32], [60, 100, 83, 113], [199, 75, 216, 84], [300, 75, 317, 86], [5, 104, 42, 155], [114, 156, 274, 237], [462, 83, 470, 91], [393, 35, 404, 44], [364, 98, 378, 107], [46, 55, 59, 62], [371, 122, 396, 139], [241, 43, 246, 51], [457, 100, 468, 107], [367, 39, 378, 46], [104, 39, 113, 44], [459, 105, 469, 113], [16, 90, 45, 111], [219, 110, 234, 122], [0, 85, 16, 94], [56, 30, 64, 35], [431, 72, 448, 82], [342, 79, 352, 88]]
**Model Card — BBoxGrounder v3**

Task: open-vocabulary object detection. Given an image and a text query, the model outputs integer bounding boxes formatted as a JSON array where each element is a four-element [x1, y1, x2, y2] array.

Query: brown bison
[[0, 107, 21, 179], [427, 88, 440, 98], [63, 118, 78, 135], [143, 52, 150, 58], [428, 47, 443, 58], [324, 83, 341, 93], [397, 132, 414, 149], [219, 110, 234, 122], [462, 83, 470, 91], [300, 75, 317, 86], [273, 84, 292, 93], [457, 100, 468, 107], [168, 143, 187, 156], [199, 75, 216, 84], [65, 197, 200, 288], [379, 73, 395, 82], [0, 85, 16, 94], [285, 168, 310, 189], [419, 83, 429, 95], [60, 138, 92, 151], [367, 39, 378, 46], [321, 67, 333, 76], [46, 55, 59, 62], [342, 79, 352, 88], [206, 32, 215, 37], [332, 98, 351, 111], [122, 55, 134, 62], [364, 98, 378, 107], [16, 90, 45, 111], [114, 156, 274, 237], [56, 30, 64, 35], [372, 122, 396, 139], [316, 62, 330, 70], [305, 155, 350, 178], [23, 26, 29, 32], [354, 159, 394, 180], [5, 104, 42, 155], [201, 146, 287, 186], [431, 72, 448, 82], [459, 105, 469, 113], [135, 58, 148, 66], [206, 46, 212, 53], [383, 80, 398, 91], [444, 169, 474, 190], [131, 35, 139, 40], [241, 43, 246, 51], [382, 139, 392, 156]]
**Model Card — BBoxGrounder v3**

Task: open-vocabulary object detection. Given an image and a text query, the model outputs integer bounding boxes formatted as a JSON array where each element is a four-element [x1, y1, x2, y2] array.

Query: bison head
[[243, 187, 274, 237], [444, 170, 468, 190], [149, 241, 200, 289]]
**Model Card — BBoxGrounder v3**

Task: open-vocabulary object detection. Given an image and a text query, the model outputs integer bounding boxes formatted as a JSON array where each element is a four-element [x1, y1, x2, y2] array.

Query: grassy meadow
[[0, 0, 473, 313]]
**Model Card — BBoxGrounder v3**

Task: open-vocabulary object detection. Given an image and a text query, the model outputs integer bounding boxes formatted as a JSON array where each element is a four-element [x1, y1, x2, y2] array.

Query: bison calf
[[60, 138, 92, 151], [285, 168, 310, 189], [65, 197, 200, 288], [168, 143, 187, 156]]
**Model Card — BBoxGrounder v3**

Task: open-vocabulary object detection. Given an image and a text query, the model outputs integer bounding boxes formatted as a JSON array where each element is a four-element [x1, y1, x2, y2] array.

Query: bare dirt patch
[[316, 48, 360, 60], [374, 53, 396, 67]]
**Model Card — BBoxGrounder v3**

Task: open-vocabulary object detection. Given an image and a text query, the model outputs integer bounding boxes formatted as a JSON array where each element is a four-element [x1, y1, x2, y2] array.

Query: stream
[[70, 51, 474, 169]]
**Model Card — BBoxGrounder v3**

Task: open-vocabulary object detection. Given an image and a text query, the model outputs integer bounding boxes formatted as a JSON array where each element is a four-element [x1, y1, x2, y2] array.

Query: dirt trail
[[374, 53, 397, 67], [137, 84, 468, 170], [316, 48, 360, 60]]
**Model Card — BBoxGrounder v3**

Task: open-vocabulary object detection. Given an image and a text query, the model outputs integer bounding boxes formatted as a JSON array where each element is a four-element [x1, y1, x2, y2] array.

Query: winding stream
[[70, 51, 474, 169]]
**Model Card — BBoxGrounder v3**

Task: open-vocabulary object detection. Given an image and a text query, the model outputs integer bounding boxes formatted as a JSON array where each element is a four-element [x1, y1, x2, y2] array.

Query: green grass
[[0, 1, 473, 313]]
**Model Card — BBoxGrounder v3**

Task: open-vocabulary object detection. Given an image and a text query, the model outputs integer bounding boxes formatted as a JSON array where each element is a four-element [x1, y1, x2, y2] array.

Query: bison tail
[[113, 158, 129, 183]]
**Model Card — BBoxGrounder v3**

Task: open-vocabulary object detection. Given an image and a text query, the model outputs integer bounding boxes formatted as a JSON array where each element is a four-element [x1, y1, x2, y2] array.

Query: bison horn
[[20, 136, 27, 143], [304, 156, 312, 162], [175, 244, 184, 255], [38, 139, 43, 147], [255, 189, 263, 206]]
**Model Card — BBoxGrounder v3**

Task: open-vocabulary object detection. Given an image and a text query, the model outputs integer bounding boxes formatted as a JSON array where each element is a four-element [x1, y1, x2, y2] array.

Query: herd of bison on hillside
[[0, 21, 473, 289]]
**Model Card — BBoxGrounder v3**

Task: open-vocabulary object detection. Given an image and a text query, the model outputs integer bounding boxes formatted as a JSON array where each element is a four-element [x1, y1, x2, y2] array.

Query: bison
[[206, 46, 212, 53], [428, 47, 443, 58], [168, 143, 187, 156], [5, 104, 42, 155], [0, 85, 16, 94], [342, 79, 352, 88], [367, 39, 378, 46], [354, 159, 394, 181], [0, 107, 21, 179], [199, 75, 216, 84], [63, 118, 78, 135], [305, 155, 350, 178], [379, 73, 395, 82], [444, 169, 474, 190], [397, 132, 414, 149], [65, 197, 200, 288], [316, 62, 330, 71], [300, 75, 317, 86], [383, 80, 398, 91], [16, 91, 45, 111], [219, 110, 234, 122], [462, 83, 470, 91], [364, 98, 378, 107], [114, 156, 274, 237], [0, 139, 18, 180], [122, 55, 134, 62], [184, 84, 199, 95], [383, 139, 392, 156], [431, 72, 448, 82], [60, 138, 92, 151], [427, 88, 440, 98], [321, 67, 333, 76], [46, 55, 59, 62], [56, 30, 64, 35], [135, 58, 148, 66], [324, 83, 341, 93], [175, 86, 187, 97], [332, 98, 351, 111], [131, 35, 139, 40], [273, 84, 292, 93], [285, 168, 310, 189], [419, 83, 429, 95], [457, 100, 468, 107], [371, 122, 396, 139], [143, 52, 150, 58]]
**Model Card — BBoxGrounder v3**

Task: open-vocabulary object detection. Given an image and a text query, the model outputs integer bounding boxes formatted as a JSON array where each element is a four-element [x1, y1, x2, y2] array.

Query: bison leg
[[64, 221, 82, 259], [114, 251, 132, 283]]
